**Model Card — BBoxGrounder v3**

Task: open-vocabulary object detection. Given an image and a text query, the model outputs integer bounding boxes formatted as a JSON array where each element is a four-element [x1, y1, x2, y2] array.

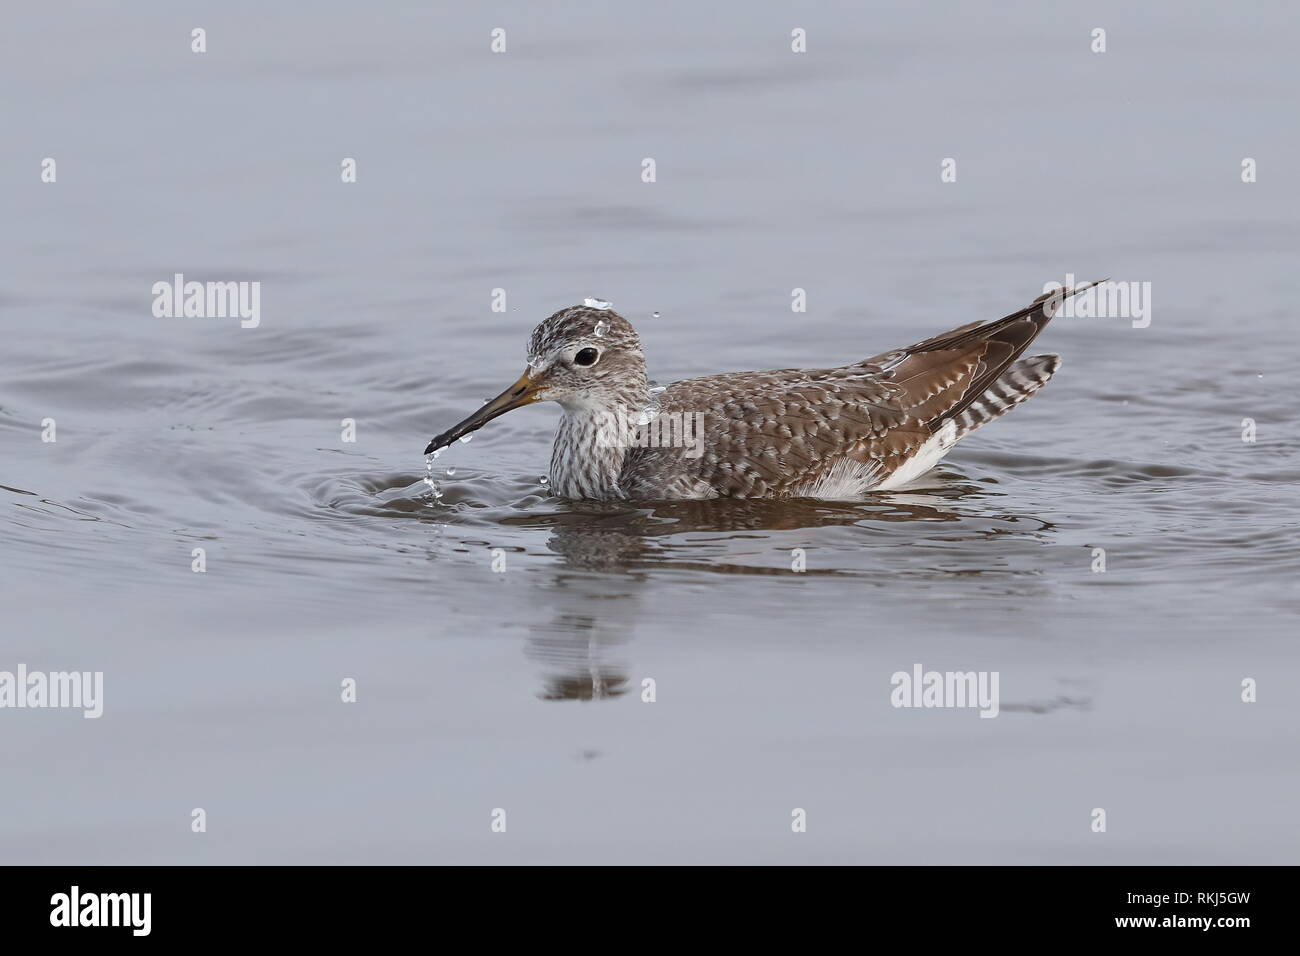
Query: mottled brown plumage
[[425, 284, 1098, 500]]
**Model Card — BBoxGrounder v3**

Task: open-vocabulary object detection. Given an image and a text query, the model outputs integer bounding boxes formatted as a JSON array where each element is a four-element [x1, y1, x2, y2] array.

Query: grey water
[[2, 1, 1297, 864]]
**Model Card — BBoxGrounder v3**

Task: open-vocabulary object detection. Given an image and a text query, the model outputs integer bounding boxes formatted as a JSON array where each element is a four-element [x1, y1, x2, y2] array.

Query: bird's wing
[[628, 368, 923, 497], [626, 285, 1095, 497]]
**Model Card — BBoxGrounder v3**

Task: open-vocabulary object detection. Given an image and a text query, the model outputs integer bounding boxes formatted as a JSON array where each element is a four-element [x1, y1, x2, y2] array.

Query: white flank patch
[[791, 457, 883, 499], [874, 420, 960, 491]]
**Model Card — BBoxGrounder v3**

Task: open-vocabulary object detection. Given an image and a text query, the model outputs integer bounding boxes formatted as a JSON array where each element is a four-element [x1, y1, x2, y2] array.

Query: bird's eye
[[574, 347, 600, 367]]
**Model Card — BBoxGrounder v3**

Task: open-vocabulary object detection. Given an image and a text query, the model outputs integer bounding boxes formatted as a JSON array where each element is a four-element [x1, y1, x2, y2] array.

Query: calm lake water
[[2, 2, 1298, 863]]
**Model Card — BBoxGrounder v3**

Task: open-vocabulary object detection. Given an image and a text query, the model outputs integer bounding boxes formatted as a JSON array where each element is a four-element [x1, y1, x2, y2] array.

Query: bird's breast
[[549, 411, 629, 500]]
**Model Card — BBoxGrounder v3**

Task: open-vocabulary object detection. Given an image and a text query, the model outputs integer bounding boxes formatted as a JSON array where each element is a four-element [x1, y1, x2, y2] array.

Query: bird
[[425, 283, 1101, 501]]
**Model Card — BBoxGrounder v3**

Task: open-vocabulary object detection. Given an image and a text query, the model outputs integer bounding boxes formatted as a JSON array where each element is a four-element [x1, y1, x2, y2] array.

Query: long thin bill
[[424, 372, 535, 455]]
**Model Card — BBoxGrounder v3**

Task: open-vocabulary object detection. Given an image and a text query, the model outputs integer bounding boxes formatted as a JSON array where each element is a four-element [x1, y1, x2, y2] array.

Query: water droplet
[[445, 467, 456, 476], [539, 475, 549, 487], [459, 433, 473, 444], [652, 311, 660, 318], [595, 319, 608, 337], [583, 297, 612, 310], [432, 447, 442, 460], [423, 454, 442, 497]]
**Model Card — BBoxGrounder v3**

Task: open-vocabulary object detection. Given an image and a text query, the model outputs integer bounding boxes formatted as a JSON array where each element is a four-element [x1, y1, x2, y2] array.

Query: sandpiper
[[425, 284, 1100, 500]]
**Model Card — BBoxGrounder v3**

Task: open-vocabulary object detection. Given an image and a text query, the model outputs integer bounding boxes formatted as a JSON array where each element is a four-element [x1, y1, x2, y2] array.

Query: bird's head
[[424, 303, 648, 455]]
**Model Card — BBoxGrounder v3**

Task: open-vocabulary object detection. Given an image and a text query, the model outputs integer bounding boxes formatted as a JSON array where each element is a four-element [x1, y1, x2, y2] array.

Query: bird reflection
[[525, 611, 631, 701], [498, 473, 1015, 573], [492, 471, 1058, 701]]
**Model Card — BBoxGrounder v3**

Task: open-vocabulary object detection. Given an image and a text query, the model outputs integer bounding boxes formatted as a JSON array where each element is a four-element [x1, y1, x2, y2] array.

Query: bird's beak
[[424, 371, 538, 455]]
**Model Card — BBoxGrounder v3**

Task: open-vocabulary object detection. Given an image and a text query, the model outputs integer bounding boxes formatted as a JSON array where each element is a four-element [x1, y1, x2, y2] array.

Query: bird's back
[[619, 288, 1072, 499]]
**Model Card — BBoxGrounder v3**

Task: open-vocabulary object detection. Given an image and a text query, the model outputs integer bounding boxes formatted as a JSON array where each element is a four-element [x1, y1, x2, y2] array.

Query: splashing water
[[635, 401, 661, 427], [423, 454, 443, 499], [583, 297, 612, 310]]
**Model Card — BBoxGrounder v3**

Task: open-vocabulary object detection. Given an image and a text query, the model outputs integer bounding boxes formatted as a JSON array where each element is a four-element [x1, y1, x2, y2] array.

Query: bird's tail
[[949, 353, 1061, 442]]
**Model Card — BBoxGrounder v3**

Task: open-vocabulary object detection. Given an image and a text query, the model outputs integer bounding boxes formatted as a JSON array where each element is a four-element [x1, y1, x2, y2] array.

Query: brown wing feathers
[[638, 283, 1096, 497], [881, 283, 1094, 431]]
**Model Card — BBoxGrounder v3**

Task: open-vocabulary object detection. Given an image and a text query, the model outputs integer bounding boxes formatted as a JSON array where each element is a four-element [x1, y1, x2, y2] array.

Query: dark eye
[[574, 347, 600, 367]]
